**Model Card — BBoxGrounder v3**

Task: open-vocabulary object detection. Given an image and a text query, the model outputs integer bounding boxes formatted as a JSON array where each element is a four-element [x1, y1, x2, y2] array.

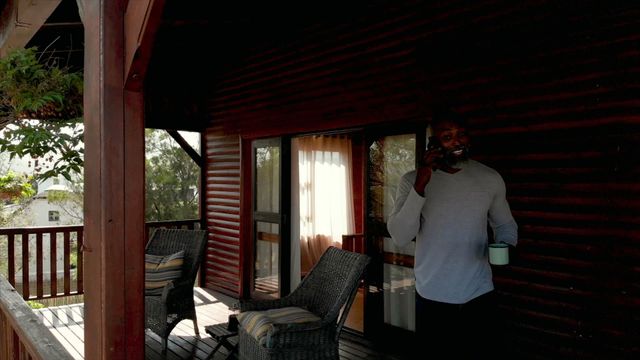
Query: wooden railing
[[0, 219, 200, 301], [0, 225, 84, 302], [145, 218, 201, 240], [0, 219, 199, 359], [0, 276, 73, 359]]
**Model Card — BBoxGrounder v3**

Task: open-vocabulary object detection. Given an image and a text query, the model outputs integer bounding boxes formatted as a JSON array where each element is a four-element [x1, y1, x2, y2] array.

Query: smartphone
[[427, 136, 442, 152], [427, 136, 445, 169]]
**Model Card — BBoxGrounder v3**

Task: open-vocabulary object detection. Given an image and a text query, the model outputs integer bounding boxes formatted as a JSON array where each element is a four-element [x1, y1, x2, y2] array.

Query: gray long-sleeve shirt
[[387, 159, 517, 304]]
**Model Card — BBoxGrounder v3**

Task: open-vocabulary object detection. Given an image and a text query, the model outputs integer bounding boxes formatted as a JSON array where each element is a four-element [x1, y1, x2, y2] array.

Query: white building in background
[[32, 176, 82, 226], [1, 175, 83, 286], [3, 176, 83, 227]]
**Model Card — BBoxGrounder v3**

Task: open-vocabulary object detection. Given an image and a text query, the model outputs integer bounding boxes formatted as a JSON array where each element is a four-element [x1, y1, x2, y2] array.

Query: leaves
[[145, 130, 200, 221], [0, 171, 35, 203], [0, 120, 83, 181], [0, 47, 83, 122], [0, 47, 84, 181]]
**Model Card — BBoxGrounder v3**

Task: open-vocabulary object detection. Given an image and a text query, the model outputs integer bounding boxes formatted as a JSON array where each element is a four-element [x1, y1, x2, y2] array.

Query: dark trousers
[[415, 291, 503, 359]]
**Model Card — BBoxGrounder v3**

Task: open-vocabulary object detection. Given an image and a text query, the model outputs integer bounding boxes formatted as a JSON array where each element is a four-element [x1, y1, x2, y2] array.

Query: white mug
[[489, 243, 509, 265]]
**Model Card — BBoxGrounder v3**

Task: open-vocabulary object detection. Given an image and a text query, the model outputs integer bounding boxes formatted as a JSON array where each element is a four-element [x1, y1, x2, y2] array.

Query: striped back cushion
[[145, 251, 184, 295], [237, 307, 321, 347]]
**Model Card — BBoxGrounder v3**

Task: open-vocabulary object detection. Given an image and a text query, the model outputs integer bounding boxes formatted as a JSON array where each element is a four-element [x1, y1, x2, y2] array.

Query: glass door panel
[[254, 221, 280, 295], [366, 128, 425, 342], [369, 133, 417, 331], [252, 138, 289, 298], [255, 146, 280, 213]]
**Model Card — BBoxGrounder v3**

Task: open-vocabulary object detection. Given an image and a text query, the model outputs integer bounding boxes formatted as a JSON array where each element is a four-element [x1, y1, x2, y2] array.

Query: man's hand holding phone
[[424, 145, 446, 170], [414, 135, 462, 195], [414, 145, 444, 196]]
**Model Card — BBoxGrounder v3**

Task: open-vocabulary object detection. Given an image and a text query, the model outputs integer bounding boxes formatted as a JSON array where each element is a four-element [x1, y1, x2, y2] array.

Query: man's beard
[[444, 146, 470, 165]]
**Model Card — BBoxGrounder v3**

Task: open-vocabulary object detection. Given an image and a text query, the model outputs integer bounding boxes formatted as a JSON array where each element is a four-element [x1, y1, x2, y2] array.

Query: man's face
[[432, 121, 471, 165]]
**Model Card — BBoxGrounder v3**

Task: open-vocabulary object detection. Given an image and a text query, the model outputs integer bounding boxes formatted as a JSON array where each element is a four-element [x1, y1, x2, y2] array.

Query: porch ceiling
[[1, 0, 381, 132], [25, 0, 83, 71], [0, 0, 82, 68], [144, 0, 375, 132]]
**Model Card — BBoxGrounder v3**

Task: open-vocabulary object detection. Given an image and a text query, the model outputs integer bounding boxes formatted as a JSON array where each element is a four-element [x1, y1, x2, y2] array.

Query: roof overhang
[[0, 0, 62, 57]]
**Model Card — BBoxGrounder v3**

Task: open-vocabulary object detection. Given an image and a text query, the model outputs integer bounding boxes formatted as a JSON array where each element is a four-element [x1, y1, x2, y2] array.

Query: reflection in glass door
[[252, 138, 290, 298], [366, 130, 423, 339]]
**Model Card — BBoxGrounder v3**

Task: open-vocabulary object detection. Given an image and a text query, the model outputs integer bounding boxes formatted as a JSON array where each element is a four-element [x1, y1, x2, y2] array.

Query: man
[[387, 108, 517, 357]]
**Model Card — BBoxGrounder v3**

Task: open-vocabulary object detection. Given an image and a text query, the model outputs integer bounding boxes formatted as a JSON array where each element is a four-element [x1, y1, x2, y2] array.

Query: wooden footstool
[[204, 322, 238, 360]]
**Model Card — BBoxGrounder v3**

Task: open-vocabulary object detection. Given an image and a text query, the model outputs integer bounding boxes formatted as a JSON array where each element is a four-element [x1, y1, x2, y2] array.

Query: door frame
[[247, 137, 291, 299]]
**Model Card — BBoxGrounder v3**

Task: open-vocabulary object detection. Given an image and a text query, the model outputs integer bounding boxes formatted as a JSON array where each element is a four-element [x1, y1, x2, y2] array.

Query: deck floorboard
[[35, 288, 404, 359]]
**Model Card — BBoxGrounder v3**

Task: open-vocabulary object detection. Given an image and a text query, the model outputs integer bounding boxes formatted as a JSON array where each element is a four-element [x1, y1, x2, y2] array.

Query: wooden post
[[123, 89, 146, 356], [83, 0, 145, 358]]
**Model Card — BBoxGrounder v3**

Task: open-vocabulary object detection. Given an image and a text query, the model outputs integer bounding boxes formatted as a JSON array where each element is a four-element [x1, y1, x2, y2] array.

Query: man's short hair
[[430, 107, 468, 129]]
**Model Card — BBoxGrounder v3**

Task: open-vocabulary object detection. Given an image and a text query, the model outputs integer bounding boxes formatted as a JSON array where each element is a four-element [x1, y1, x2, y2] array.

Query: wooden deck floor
[[34, 288, 404, 360]]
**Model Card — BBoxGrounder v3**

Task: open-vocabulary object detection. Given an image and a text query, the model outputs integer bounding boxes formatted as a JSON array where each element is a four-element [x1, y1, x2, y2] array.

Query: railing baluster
[[64, 231, 71, 295], [0, 311, 6, 355], [20, 232, 29, 300], [12, 328, 18, 358], [36, 233, 43, 299], [19, 342, 26, 359], [0, 220, 198, 301], [8, 233, 15, 287], [50, 232, 57, 298], [77, 229, 83, 295]]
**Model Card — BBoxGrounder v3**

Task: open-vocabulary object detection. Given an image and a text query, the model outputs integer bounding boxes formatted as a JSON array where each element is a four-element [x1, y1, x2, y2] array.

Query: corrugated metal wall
[[203, 1, 639, 357]]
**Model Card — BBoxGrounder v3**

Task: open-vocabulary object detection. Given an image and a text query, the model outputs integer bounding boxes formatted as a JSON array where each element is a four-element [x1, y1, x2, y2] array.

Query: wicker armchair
[[237, 246, 370, 360], [144, 228, 207, 353]]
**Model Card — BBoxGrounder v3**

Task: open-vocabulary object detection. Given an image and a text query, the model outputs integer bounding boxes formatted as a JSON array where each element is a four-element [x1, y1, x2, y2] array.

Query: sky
[[177, 130, 200, 149]]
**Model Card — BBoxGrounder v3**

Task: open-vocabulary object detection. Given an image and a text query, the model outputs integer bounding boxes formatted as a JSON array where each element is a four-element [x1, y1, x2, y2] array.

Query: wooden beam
[[198, 131, 206, 286], [0, 0, 62, 57], [124, 0, 166, 90], [240, 137, 252, 298], [84, 0, 145, 359], [124, 89, 146, 357], [167, 129, 203, 167], [82, 0, 102, 355]]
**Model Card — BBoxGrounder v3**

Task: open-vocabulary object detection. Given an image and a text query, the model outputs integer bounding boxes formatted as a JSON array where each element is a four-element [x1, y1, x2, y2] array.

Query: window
[[48, 210, 60, 222], [53, 178, 60, 185]]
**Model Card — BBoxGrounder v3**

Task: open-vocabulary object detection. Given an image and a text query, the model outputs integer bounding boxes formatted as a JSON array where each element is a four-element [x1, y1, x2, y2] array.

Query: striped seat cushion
[[237, 306, 321, 347], [144, 251, 184, 295]]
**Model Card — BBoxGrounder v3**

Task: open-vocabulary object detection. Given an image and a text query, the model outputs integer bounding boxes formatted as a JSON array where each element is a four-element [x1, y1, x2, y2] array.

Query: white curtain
[[290, 135, 355, 288]]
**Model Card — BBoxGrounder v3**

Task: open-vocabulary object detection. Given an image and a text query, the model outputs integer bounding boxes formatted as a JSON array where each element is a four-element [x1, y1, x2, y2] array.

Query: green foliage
[[0, 171, 35, 202], [0, 47, 84, 181], [0, 47, 82, 121], [26, 300, 46, 309], [145, 130, 200, 221], [70, 246, 78, 270], [0, 121, 83, 181]]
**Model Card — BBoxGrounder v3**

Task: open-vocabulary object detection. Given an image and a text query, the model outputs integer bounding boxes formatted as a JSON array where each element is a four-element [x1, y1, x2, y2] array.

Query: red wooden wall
[[200, 1, 639, 358]]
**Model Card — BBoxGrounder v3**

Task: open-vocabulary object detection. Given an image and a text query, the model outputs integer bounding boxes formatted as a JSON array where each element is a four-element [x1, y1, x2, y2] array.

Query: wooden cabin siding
[[201, 1, 639, 358], [204, 133, 242, 297]]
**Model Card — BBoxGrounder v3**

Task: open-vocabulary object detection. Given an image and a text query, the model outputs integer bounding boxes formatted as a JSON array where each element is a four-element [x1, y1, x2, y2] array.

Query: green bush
[[26, 300, 45, 309]]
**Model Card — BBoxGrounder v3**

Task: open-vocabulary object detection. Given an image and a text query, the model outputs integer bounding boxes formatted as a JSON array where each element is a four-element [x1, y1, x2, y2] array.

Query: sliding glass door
[[365, 126, 425, 343], [251, 138, 290, 298]]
